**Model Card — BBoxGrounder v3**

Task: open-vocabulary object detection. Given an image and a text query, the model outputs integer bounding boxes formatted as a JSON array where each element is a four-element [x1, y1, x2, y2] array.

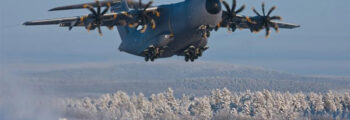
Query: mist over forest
[[26, 62, 350, 97], [1, 62, 350, 120]]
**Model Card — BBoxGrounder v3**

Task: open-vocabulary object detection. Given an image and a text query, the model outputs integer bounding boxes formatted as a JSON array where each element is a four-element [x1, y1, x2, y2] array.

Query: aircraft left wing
[[273, 21, 300, 29], [216, 1, 300, 37], [216, 15, 300, 36]]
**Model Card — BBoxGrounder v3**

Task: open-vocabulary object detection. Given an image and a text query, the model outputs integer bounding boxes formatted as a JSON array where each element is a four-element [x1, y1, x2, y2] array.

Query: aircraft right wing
[[23, 12, 131, 26], [23, 0, 160, 35], [23, 12, 132, 32]]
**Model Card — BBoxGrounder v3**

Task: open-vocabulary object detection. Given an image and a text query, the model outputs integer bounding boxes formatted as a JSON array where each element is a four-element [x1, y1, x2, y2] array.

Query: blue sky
[[1, 0, 350, 76]]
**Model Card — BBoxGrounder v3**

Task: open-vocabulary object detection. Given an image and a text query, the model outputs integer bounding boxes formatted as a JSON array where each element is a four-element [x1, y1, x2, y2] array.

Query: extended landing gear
[[144, 45, 164, 62], [198, 25, 212, 38], [184, 45, 208, 62]]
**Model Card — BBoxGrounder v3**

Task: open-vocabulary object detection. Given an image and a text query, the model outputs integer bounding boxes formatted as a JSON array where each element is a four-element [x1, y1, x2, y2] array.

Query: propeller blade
[[97, 26, 103, 36], [145, 15, 156, 29], [272, 22, 279, 33], [95, 0, 101, 15], [245, 16, 253, 23], [128, 22, 139, 28], [270, 16, 282, 20], [140, 24, 148, 33], [222, 1, 231, 13], [265, 22, 270, 38], [267, 6, 276, 16], [230, 24, 237, 32], [151, 19, 156, 29], [235, 5, 245, 14], [87, 23, 92, 32], [144, 1, 153, 10], [83, 4, 98, 16], [101, 2, 111, 15], [252, 8, 261, 16], [231, 0, 236, 13], [262, 2, 265, 16], [153, 11, 160, 17], [101, 5, 110, 15]]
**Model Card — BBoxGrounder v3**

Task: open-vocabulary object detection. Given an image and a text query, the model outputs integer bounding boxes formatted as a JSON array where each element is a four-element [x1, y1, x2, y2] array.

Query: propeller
[[251, 2, 282, 38], [82, 0, 111, 36], [216, 0, 245, 32], [132, 0, 158, 33]]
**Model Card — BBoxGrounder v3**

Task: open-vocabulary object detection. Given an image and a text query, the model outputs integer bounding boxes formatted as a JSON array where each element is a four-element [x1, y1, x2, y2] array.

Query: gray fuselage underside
[[116, 0, 222, 58]]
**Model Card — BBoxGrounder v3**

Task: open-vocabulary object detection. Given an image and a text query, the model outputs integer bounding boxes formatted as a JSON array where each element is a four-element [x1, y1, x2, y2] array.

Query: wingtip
[[48, 7, 60, 11], [23, 22, 29, 25]]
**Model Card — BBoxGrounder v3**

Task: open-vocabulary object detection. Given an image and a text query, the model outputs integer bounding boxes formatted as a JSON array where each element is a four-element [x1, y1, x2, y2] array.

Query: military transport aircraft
[[23, 0, 300, 62]]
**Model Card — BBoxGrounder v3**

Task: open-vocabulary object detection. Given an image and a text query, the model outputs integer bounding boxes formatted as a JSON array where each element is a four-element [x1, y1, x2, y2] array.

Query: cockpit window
[[206, 0, 222, 14]]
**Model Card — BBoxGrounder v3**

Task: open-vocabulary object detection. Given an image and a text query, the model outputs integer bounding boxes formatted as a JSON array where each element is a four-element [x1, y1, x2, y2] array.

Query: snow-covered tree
[[58, 89, 350, 120]]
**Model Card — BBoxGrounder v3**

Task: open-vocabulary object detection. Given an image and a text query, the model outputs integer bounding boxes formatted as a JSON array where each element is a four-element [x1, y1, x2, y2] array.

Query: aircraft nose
[[206, 0, 222, 14]]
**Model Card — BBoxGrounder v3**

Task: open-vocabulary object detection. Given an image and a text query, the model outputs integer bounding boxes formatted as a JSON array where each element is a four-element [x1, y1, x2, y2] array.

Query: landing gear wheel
[[190, 57, 195, 62], [143, 45, 165, 62], [185, 56, 189, 62], [198, 49, 203, 57], [150, 56, 155, 62], [206, 31, 210, 38], [183, 45, 208, 62], [145, 55, 149, 62]]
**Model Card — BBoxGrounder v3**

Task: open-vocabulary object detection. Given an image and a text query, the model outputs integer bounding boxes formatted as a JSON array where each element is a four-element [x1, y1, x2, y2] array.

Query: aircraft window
[[206, 0, 221, 14]]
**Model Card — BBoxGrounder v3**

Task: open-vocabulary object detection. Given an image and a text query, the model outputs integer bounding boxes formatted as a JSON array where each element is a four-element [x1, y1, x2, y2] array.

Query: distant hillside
[[26, 62, 350, 97]]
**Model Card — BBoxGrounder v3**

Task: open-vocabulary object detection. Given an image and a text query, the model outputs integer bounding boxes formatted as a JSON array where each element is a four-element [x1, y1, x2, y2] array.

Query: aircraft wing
[[272, 21, 300, 29], [49, 1, 118, 11], [48, 0, 150, 11], [23, 12, 130, 27], [216, 15, 300, 36], [233, 20, 300, 29]]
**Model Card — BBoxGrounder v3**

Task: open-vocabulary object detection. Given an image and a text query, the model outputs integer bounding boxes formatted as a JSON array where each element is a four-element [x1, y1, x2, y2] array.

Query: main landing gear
[[184, 45, 208, 62], [144, 45, 164, 62]]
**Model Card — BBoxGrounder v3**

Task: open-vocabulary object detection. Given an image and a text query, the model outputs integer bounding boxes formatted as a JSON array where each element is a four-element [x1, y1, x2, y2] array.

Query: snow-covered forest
[[57, 88, 350, 120]]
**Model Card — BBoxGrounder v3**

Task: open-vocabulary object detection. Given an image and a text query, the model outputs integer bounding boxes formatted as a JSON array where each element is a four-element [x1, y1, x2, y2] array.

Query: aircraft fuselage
[[116, 0, 222, 58]]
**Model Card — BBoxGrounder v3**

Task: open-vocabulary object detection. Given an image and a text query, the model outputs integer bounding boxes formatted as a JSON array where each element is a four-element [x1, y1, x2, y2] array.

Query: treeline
[[56, 88, 350, 120]]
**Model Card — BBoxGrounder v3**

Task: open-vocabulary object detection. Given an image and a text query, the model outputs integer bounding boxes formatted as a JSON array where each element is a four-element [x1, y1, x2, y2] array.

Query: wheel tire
[[185, 55, 189, 62], [198, 49, 203, 57], [150, 56, 155, 62], [145, 55, 149, 62], [190, 56, 195, 62]]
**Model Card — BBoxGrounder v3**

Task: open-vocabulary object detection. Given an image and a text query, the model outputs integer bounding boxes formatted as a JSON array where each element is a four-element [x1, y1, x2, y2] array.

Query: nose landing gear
[[184, 45, 208, 62], [144, 45, 164, 62], [198, 25, 212, 38]]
